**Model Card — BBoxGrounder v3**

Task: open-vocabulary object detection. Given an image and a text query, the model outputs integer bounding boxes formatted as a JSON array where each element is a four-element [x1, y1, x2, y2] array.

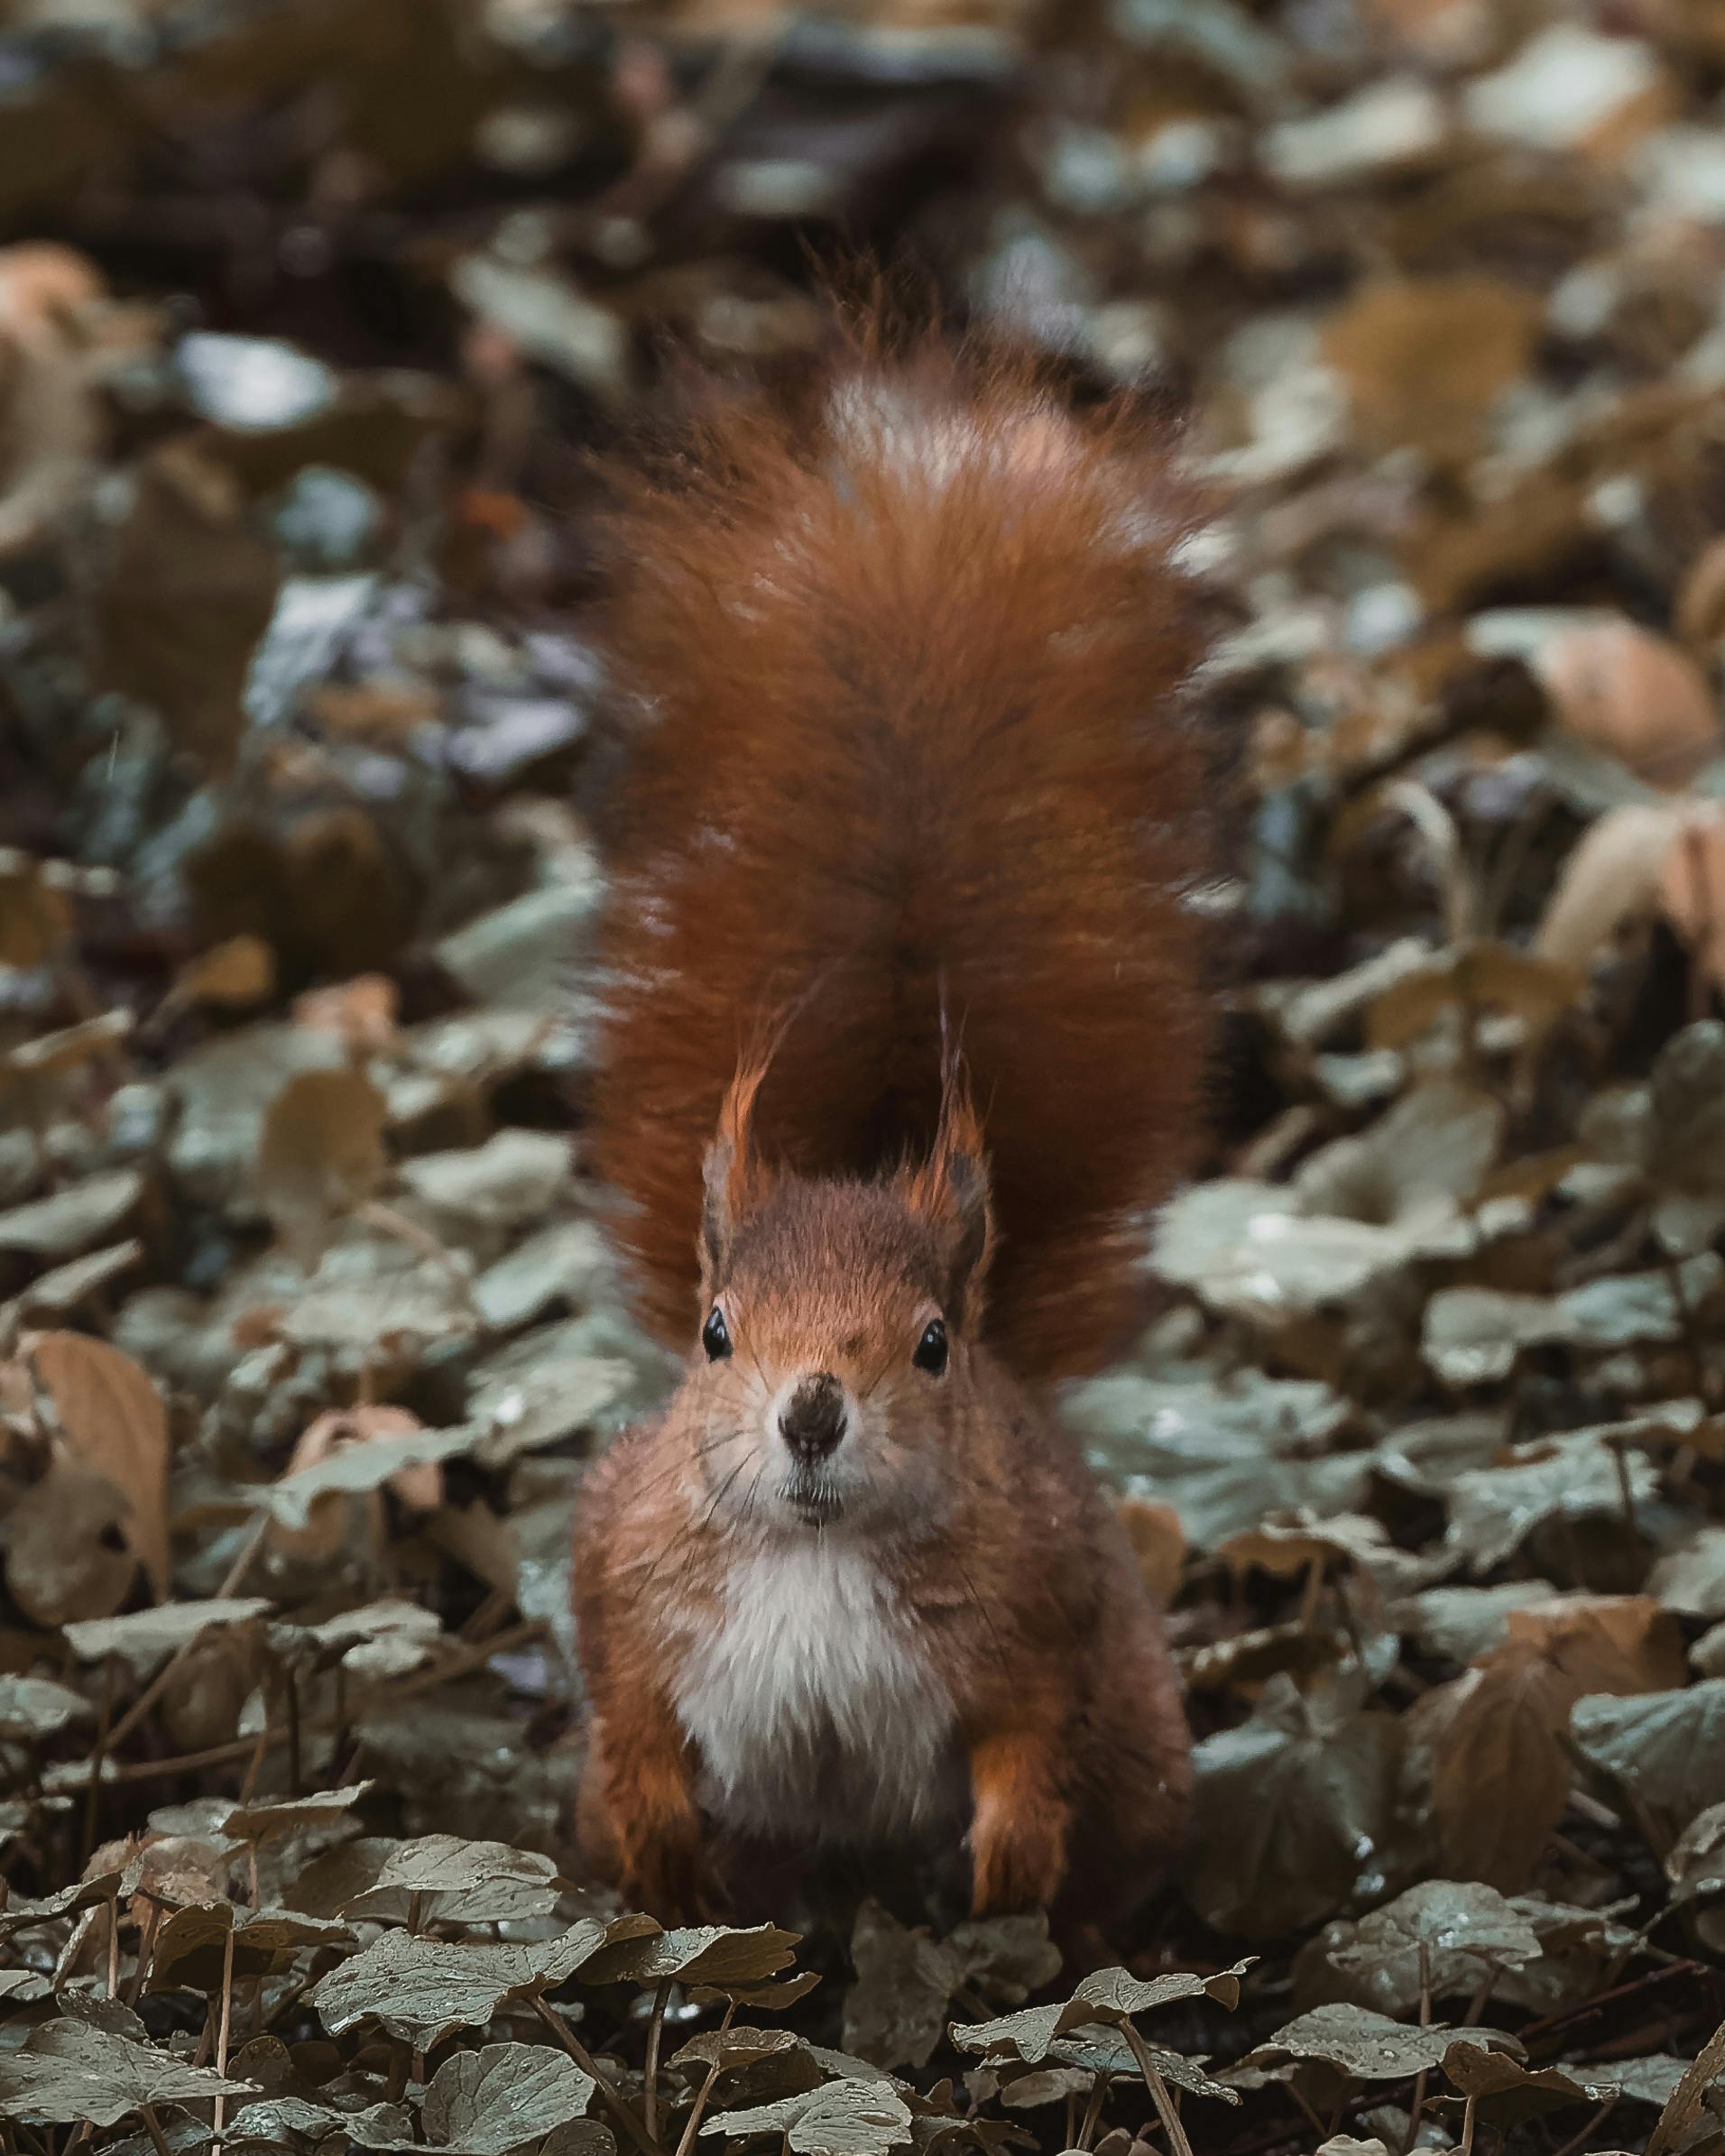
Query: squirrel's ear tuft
[[700, 1056, 774, 1287], [903, 1061, 993, 1327]]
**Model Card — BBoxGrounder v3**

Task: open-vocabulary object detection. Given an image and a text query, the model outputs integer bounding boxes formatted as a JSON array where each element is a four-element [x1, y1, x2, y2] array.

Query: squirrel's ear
[[700, 1056, 774, 1288], [903, 1064, 993, 1327]]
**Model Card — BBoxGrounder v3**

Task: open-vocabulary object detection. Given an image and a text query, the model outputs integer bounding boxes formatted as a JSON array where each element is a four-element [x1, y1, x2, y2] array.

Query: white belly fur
[[672, 1538, 960, 1843]]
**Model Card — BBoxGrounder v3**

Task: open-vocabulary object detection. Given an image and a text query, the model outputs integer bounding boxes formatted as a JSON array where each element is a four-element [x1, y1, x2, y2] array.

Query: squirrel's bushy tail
[[586, 318, 1212, 1382]]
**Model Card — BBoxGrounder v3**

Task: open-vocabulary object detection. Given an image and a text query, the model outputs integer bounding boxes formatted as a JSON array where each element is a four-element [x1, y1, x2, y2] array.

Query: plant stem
[[643, 1980, 672, 2144], [1075, 2071, 1110, 2151], [673, 2002, 735, 2156], [1120, 2023, 1194, 2156], [532, 1997, 662, 2156]]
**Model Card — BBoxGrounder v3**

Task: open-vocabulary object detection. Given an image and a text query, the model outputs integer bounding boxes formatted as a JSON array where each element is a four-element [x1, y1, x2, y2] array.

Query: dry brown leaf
[[272, 1405, 438, 1562], [256, 1067, 389, 1263], [309, 683, 441, 748], [0, 851, 71, 969], [96, 441, 280, 770], [171, 935, 277, 1011], [1533, 802, 1684, 969], [1675, 536, 1725, 650], [1534, 618, 1720, 789], [1409, 1598, 1683, 1890], [28, 1330, 171, 1599], [1322, 276, 1538, 456], [1117, 1497, 1185, 1608], [5, 1459, 138, 1626], [1658, 808, 1725, 997], [0, 244, 106, 555]]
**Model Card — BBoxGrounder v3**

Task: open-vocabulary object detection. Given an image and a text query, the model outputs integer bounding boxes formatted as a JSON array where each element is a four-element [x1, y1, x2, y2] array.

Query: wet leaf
[[703, 2080, 913, 2155], [1437, 2042, 1616, 2120], [1248, 2004, 1488, 2080], [149, 1903, 355, 1993], [581, 1922, 799, 1990], [349, 1834, 567, 1925], [1185, 1675, 1400, 1938], [420, 2043, 597, 2152], [1444, 1432, 1662, 1571], [1294, 1881, 1543, 2016], [310, 1921, 621, 2043], [1570, 1681, 1725, 1833], [0, 2021, 258, 2127], [950, 1959, 1252, 2063]]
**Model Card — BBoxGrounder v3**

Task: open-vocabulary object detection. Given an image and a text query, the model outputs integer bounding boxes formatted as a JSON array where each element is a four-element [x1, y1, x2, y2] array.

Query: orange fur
[[586, 318, 1210, 1380]]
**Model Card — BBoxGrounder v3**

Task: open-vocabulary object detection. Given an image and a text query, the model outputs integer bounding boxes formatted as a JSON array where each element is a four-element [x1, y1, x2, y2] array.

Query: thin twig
[[1550, 2095, 1619, 2156], [65, 1620, 544, 1787]]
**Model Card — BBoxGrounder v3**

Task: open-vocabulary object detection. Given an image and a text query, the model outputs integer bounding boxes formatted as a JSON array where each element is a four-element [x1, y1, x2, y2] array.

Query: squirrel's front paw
[[968, 1803, 1066, 1916], [620, 1814, 724, 1924]]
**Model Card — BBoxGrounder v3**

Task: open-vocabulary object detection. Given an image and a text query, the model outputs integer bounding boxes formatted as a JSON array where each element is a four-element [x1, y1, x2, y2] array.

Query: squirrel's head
[[678, 1054, 993, 1536]]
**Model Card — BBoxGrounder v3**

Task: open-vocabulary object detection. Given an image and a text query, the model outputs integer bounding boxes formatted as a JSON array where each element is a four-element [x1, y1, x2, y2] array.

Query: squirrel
[[570, 311, 1211, 1931]]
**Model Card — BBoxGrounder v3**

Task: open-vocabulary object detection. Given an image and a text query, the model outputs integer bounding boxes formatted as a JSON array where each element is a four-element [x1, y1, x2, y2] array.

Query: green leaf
[[346, 1834, 568, 1925]]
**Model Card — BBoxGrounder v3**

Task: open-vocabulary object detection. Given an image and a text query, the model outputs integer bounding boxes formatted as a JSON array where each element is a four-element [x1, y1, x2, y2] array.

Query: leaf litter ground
[[5, 1, 1725, 2151]]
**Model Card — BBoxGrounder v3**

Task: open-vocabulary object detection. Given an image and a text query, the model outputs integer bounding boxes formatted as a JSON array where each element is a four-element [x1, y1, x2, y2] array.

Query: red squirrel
[[570, 315, 1210, 1930]]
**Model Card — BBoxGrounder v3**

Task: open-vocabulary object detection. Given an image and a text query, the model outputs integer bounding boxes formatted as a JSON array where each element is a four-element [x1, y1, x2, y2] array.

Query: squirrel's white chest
[[672, 1540, 960, 1843]]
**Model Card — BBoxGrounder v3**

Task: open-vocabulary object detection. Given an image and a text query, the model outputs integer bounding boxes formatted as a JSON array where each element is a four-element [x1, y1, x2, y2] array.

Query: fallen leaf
[[256, 1068, 389, 1263], [1533, 617, 1720, 789], [28, 1330, 171, 1597]]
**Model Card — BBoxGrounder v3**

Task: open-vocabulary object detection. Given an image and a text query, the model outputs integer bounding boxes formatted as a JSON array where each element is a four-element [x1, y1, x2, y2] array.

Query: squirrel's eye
[[913, 1318, 948, 1377], [701, 1306, 732, 1361]]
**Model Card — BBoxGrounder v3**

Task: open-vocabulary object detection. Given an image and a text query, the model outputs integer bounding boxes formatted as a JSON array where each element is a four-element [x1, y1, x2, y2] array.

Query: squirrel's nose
[[779, 1372, 847, 1461]]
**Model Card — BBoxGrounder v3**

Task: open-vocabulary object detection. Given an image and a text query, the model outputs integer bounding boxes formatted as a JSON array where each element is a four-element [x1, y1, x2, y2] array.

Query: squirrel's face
[[682, 1177, 979, 1537]]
